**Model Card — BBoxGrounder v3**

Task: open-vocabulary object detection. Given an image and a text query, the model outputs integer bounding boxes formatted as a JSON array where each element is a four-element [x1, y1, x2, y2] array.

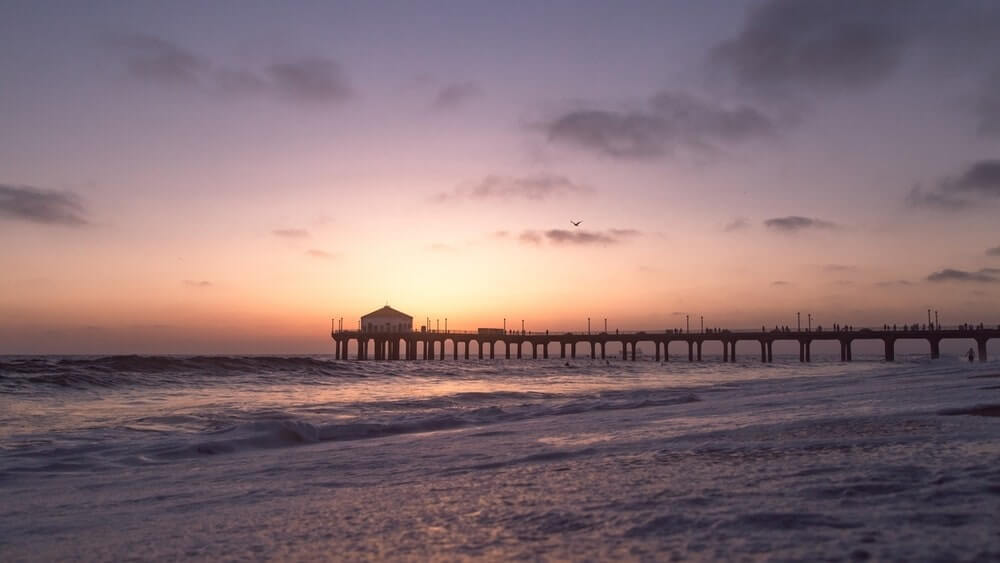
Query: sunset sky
[[2, 0, 1000, 354]]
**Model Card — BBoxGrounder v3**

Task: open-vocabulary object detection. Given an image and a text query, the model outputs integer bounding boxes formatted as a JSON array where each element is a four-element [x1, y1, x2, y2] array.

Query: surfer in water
[[967, 348, 975, 362]]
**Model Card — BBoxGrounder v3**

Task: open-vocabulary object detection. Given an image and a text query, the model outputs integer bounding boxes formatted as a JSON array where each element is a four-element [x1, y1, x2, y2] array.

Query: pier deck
[[331, 326, 999, 362]]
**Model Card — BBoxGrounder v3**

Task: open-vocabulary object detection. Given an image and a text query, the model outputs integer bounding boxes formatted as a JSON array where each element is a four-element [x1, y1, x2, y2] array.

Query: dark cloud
[[432, 174, 591, 203], [987, 245, 1000, 256], [909, 160, 1000, 211], [305, 249, 336, 259], [543, 90, 775, 160], [764, 216, 836, 232], [948, 159, 1000, 196], [103, 33, 208, 86], [0, 184, 88, 227], [430, 82, 481, 110], [105, 33, 353, 106], [710, 0, 910, 94], [267, 58, 352, 104], [711, 1, 1000, 135], [723, 217, 750, 232], [272, 228, 310, 238], [927, 268, 1000, 283], [182, 280, 212, 288]]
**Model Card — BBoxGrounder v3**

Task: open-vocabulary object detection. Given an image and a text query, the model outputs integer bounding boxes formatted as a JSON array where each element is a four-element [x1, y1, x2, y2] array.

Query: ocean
[[1, 354, 999, 560]]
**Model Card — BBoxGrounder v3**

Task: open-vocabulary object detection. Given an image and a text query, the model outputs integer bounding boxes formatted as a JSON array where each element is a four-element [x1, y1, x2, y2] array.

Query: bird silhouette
[[570, 220, 582, 227]]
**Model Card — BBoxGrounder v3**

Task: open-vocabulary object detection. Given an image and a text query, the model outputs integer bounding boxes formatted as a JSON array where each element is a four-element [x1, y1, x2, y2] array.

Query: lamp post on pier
[[686, 315, 689, 333], [935, 310, 939, 329], [604, 318, 608, 333], [521, 319, 525, 335], [445, 318, 447, 332], [927, 309, 931, 328], [797, 312, 801, 331], [588, 317, 591, 335], [700, 316, 704, 334]]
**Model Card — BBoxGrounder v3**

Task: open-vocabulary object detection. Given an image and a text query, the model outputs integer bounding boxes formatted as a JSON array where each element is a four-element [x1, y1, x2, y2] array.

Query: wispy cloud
[[272, 228, 310, 239], [430, 81, 481, 110], [513, 228, 641, 246], [987, 245, 1000, 256], [428, 243, 456, 253], [822, 264, 857, 272], [764, 216, 836, 232], [518, 231, 543, 245], [431, 174, 591, 203], [926, 268, 1000, 283], [723, 217, 750, 232], [267, 58, 353, 104], [103, 33, 208, 86], [977, 70, 1000, 137], [0, 184, 88, 227], [609, 228, 640, 238], [905, 186, 970, 211], [542, 90, 775, 160], [875, 279, 913, 288], [771, 280, 791, 286], [104, 32, 353, 106], [545, 229, 618, 245], [305, 249, 337, 259], [182, 280, 212, 288]]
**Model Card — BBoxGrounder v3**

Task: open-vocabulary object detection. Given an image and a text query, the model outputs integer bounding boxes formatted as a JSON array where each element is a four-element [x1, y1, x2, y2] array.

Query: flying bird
[[570, 220, 582, 227]]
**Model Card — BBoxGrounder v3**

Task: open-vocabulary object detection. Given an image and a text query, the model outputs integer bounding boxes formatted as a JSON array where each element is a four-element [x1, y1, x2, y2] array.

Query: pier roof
[[361, 305, 412, 319]]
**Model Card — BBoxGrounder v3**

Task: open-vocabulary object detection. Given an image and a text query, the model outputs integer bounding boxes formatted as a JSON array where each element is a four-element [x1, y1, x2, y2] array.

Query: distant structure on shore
[[361, 306, 412, 333], [333, 306, 998, 363]]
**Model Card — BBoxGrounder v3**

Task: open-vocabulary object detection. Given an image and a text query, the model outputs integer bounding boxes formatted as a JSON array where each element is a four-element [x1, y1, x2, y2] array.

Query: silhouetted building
[[361, 306, 413, 333]]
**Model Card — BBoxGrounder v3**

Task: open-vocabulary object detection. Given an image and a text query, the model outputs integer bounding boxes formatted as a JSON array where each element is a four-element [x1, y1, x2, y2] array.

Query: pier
[[331, 325, 999, 362]]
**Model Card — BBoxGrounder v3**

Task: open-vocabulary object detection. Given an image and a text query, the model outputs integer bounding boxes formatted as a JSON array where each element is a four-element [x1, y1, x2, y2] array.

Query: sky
[[2, 0, 1000, 354]]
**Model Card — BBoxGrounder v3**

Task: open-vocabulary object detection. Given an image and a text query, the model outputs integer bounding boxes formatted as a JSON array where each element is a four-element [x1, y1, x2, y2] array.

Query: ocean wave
[[148, 390, 701, 459], [0, 355, 357, 390]]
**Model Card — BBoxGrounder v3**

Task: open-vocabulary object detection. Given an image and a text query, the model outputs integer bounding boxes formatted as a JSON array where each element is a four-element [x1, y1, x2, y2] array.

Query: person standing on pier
[[967, 348, 975, 363]]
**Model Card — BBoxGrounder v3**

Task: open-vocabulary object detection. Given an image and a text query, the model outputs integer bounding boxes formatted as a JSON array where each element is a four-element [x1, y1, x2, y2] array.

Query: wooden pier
[[331, 326, 998, 362]]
